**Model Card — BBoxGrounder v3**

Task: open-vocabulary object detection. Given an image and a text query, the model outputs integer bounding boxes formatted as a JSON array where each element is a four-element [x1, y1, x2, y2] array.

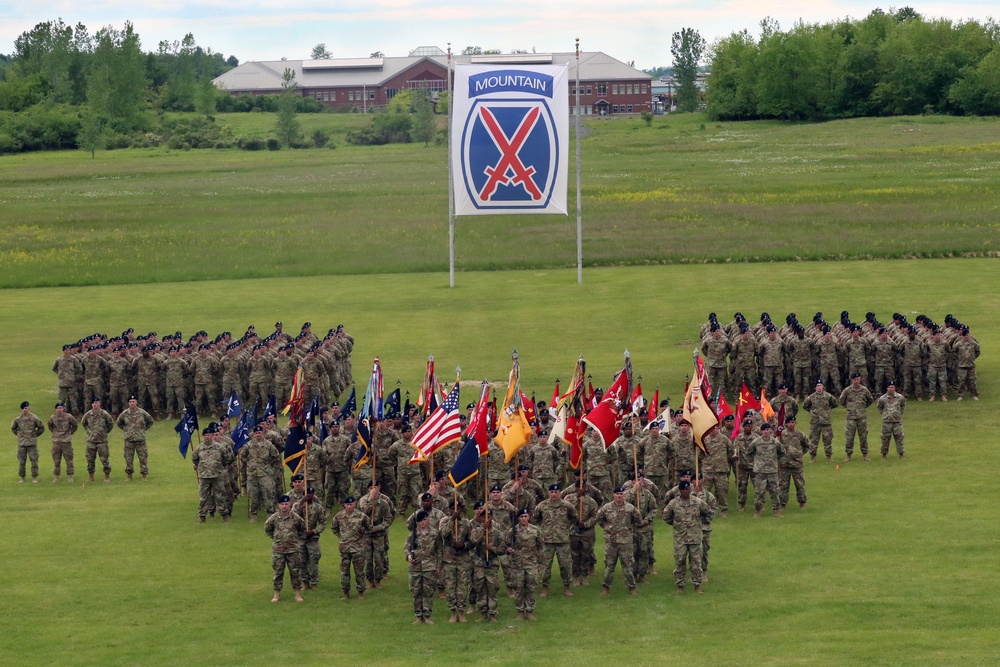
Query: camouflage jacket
[[265, 510, 305, 553], [116, 407, 154, 442], [405, 524, 443, 573], [532, 498, 578, 543], [292, 499, 328, 540], [47, 412, 78, 444], [82, 409, 114, 444], [193, 440, 234, 478], [331, 508, 373, 553], [11, 413, 45, 446], [503, 522, 543, 569], [664, 495, 713, 544], [594, 500, 641, 545]]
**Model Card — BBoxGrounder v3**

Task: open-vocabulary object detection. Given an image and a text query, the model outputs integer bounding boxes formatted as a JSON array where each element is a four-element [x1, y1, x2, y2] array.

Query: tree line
[[705, 8, 1000, 120]]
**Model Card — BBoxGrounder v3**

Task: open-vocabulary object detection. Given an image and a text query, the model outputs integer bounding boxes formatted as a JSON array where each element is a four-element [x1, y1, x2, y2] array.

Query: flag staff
[[447, 42, 456, 288], [575, 37, 583, 285]]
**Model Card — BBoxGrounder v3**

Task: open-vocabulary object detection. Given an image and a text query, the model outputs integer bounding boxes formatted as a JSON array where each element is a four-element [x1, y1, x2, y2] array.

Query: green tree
[[706, 30, 759, 120], [670, 27, 706, 112], [410, 90, 436, 146], [369, 51, 384, 58], [195, 77, 217, 116], [311, 43, 332, 59], [87, 22, 147, 131], [77, 107, 107, 157], [274, 68, 301, 147], [949, 45, 1000, 115]]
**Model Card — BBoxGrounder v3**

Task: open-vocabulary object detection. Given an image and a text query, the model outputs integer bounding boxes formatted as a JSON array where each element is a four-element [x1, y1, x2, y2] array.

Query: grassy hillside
[[0, 113, 997, 289]]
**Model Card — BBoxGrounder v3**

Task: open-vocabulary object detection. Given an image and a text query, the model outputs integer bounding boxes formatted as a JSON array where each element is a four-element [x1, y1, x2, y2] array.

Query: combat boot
[[694, 585, 704, 594], [141, 473, 147, 481], [357, 591, 365, 600], [752, 511, 761, 519], [67, 476, 73, 483], [628, 588, 638, 596], [52, 476, 60, 483], [250, 513, 258, 523], [423, 616, 433, 625], [222, 514, 230, 523], [457, 611, 467, 623], [488, 615, 498, 623], [525, 612, 536, 621], [449, 612, 458, 623], [199, 516, 206, 523], [271, 591, 280, 603], [127, 473, 133, 481], [104, 472, 110, 483], [89, 473, 95, 482], [799, 501, 806, 509], [540, 586, 548, 598], [294, 590, 303, 603], [477, 612, 488, 623], [600, 586, 610, 596], [564, 587, 574, 597]]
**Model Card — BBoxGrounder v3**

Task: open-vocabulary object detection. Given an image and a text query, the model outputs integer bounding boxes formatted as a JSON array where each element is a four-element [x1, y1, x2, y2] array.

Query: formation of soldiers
[[700, 310, 980, 402], [50, 321, 355, 419]]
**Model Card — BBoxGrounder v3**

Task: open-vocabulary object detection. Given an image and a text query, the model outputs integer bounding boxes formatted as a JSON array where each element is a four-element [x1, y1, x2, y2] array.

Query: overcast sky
[[3, 1, 995, 70]]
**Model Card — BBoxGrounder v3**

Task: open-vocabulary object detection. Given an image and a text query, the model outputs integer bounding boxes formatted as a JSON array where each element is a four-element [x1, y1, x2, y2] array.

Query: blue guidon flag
[[452, 65, 568, 215]]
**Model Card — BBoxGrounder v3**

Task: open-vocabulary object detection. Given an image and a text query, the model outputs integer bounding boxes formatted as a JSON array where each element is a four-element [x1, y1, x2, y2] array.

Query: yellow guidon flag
[[495, 353, 534, 463]]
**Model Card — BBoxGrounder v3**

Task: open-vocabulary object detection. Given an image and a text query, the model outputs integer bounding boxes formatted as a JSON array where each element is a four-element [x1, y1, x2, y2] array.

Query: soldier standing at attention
[[663, 480, 713, 594], [117, 396, 154, 480], [264, 494, 306, 603], [803, 380, 839, 462], [701, 419, 735, 517], [954, 326, 980, 401], [747, 423, 783, 518], [53, 346, 82, 416], [193, 424, 234, 523], [777, 415, 808, 510], [331, 495, 373, 600], [839, 372, 874, 462], [533, 483, 578, 598], [876, 380, 907, 460], [505, 508, 544, 620], [701, 325, 732, 398], [734, 419, 757, 512], [12, 401, 45, 483], [245, 425, 281, 521], [594, 486, 642, 596], [406, 509, 443, 624], [81, 397, 114, 483], [439, 504, 474, 623], [47, 402, 78, 483], [469, 502, 504, 623], [293, 486, 328, 590]]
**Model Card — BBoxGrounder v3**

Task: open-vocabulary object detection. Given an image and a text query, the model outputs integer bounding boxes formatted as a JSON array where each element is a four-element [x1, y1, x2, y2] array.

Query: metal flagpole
[[575, 38, 583, 285], [448, 43, 456, 288]]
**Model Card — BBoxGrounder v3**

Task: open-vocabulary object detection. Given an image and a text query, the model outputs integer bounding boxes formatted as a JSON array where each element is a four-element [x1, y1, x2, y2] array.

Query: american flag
[[410, 384, 461, 461]]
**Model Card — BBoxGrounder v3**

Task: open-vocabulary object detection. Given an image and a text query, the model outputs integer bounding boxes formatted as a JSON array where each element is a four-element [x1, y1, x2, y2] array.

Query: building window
[[641, 84, 648, 94], [597, 83, 607, 95], [369, 91, 375, 100], [587, 86, 592, 95], [612, 84, 618, 95], [627, 104, 633, 113]]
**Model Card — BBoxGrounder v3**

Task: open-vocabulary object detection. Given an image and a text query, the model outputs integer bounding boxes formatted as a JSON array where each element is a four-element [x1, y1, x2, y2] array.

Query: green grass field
[[2, 260, 999, 666], [1, 113, 998, 288]]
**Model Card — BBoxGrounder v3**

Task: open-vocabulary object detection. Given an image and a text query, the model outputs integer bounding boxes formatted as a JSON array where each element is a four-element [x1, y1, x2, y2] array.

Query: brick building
[[213, 48, 653, 115]]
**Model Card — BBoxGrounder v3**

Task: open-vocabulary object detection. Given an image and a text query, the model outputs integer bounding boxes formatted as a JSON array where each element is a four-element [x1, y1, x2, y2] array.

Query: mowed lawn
[[1, 113, 999, 288], [1, 259, 998, 666]]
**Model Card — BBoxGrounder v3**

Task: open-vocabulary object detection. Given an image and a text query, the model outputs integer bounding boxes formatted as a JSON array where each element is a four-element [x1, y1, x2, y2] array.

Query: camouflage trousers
[[17, 445, 39, 479], [844, 418, 869, 456], [83, 384, 103, 411], [440, 558, 473, 611], [249, 381, 269, 412], [408, 570, 436, 618], [137, 383, 160, 413], [198, 477, 230, 517], [926, 367, 948, 398], [165, 385, 186, 416], [590, 474, 613, 504], [957, 367, 978, 398], [51, 442, 74, 477], [123, 440, 149, 476], [818, 364, 841, 394], [58, 386, 81, 415], [86, 442, 111, 474], [736, 467, 754, 508], [396, 471, 424, 516], [324, 470, 351, 508], [509, 566, 537, 613], [633, 530, 654, 579], [874, 367, 893, 394], [753, 472, 780, 513], [340, 549, 367, 593], [107, 384, 128, 416], [902, 365, 924, 399], [540, 542, 572, 588], [247, 475, 276, 516], [881, 423, 905, 456], [792, 366, 812, 396], [706, 366, 727, 399], [779, 467, 806, 507], [761, 365, 783, 397], [472, 563, 500, 617], [570, 533, 597, 577], [602, 541, 636, 590], [730, 364, 756, 395], [194, 384, 217, 415], [808, 423, 834, 459], [272, 550, 302, 591], [364, 533, 388, 582], [299, 539, 322, 587], [375, 467, 396, 501], [703, 471, 730, 512], [673, 540, 703, 588], [647, 474, 669, 506]]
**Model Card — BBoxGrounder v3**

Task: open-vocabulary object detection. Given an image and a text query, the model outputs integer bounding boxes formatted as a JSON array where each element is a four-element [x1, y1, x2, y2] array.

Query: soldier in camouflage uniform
[[388, 424, 422, 516], [117, 396, 154, 480], [954, 327, 980, 400], [563, 476, 600, 585], [582, 427, 616, 501], [245, 425, 281, 520], [502, 465, 545, 513], [788, 327, 814, 400], [247, 345, 273, 410], [135, 348, 162, 417], [532, 484, 578, 597], [106, 347, 133, 417], [770, 384, 798, 422], [876, 381, 907, 459], [734, 419, 757, 511], [802, 380, 839, 461], [777, 415, 808, 509], [815, 327, 843, 394], [701, 326, 732, 398], [612, 421, 643, 489], [81, 397, 114, 482], [625, 475, 658, 583], [839, 373, 874, 461], [293, 486, 328, 589], [193, 424, 235, 522], [53, 347, 82, 415], [358, 480, 395, 588], [639, 421, 672, 506], [872, 329, 899, 395], [900, 328, 927, 400], [81, 347, 108, 412], [504, 508, 544, 620], [439, 506, 474, 622], [701, 420, 734, 515], [844, 326, 871, 390], [926, 329, 951, 401], [670, 421, 698, 483], [692, 476, 717, 579], [469, 502, 505, 622], [594, 487, 642, 595], [272, 346, 298, 412], [528, 430, 562, 491], [758, 326, 786, 397], [405, 510, 443, 624], [730, 325, 758, 395], [663, 480, 713, 593], [748, 423, 783, 518], [47, 402, 78, 483], [12, 401, 45, 483], [163, 347, 189, 418], [322, 421, 352, 508], [264, 494, 305, 603], [192, 346, 219, 414], [331, 495, 373, 600]]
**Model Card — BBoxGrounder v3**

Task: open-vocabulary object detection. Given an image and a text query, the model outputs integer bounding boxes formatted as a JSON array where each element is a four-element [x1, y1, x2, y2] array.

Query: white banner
[[451, 64, 568, 216]]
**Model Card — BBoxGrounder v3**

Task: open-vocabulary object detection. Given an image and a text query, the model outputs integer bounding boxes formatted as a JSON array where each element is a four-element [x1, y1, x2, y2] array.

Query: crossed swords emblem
[[476, 106, 544, 202]]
